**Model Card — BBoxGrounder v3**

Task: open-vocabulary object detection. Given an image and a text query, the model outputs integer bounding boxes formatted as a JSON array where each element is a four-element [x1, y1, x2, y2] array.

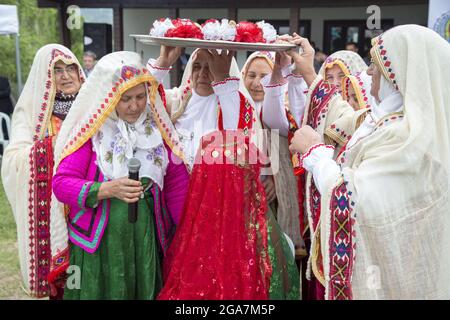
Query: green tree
[[0, 0, 83, 99]]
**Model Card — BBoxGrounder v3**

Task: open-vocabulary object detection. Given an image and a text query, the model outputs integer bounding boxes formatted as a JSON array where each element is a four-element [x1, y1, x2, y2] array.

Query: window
[[265, 19, 312, 39], [323, 19, 394, 57]]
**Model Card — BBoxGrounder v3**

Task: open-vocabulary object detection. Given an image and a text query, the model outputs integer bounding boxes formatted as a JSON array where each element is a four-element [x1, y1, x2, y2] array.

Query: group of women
[[2, 24, 449, 300]]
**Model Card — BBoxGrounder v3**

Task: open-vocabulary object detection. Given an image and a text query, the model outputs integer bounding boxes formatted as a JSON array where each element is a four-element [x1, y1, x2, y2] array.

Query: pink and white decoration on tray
[[150, 18, 278, 44]]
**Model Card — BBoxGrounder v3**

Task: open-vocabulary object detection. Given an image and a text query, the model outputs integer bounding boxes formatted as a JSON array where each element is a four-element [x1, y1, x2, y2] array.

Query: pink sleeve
[[52, 140, 95, 209], [163, 148, 189, 225]]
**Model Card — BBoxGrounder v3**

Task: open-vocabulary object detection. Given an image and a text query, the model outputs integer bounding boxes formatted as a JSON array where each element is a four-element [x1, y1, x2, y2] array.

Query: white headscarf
[[51, 51, 171, 277], [342, 70, 374, 111], [320, 25, 450, 299], [346, 74, 403, 149], [159, 49, 263, 168], [240, 51, 275, 112], [373, 74, 403, 120], [1, 44, 84, 297], [92, 102, 168, 187], [302, 51, 365, 148], [319, 50, 368, 79], [166, 49, 252, 121]]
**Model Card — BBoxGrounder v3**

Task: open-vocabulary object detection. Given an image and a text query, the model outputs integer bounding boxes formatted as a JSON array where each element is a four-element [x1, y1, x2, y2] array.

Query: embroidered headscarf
[[1, 44, 84, 297], [240, 51, 275, 111], [341, 70, 373, 111], [320, 25, 450, 299], [161, 49, 250, 121], [318, 50, 368, 79], [50, 51, 175, 281], [148, 49, 263, 168]]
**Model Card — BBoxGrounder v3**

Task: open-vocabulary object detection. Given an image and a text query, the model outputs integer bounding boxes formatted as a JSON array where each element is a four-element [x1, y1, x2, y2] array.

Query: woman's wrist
[[213, 73, 230, 83], [155, 56, 172, 68], [269, 66, 285, 85], [97, 181, 113, 201], [301, 143, 335, 172], [301, 68, 318, 87]]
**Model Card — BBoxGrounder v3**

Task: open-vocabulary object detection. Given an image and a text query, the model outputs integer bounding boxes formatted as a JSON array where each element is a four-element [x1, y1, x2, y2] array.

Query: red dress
[[158, 89, 274, 299], [158, 130, 272, 300]]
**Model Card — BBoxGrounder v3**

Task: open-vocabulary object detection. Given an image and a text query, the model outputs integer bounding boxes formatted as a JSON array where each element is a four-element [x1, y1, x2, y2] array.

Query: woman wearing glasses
[[1, 44, 85, 299]]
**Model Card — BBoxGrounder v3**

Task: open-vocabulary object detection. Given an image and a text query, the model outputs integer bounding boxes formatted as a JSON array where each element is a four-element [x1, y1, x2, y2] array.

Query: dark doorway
[[84, 23, 113, 59], [323, 19, 394, 56]]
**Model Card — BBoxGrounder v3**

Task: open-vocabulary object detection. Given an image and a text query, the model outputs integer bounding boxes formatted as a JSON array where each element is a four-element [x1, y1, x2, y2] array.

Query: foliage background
[[0, 0, 83, 299], [0, 0, 83, 100]]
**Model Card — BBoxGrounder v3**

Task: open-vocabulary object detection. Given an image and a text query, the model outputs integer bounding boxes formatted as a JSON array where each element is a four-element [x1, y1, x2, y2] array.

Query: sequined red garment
[[158, 131, 271, 300]]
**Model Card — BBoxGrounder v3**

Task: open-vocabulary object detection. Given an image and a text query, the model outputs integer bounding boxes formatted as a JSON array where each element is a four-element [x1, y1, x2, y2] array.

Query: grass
[[0, 177, 32, 300]]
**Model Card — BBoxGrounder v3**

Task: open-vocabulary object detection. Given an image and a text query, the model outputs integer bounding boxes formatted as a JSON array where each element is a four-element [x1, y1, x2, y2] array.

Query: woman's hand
[[274, 51, 292, 70], [269, 51, 291, 85], [155, 45, 182, 68], [285, 33, 317, 86], [98, 177, 143, 203], [206, 49, 234, 82], [288, 125, 323, 155]]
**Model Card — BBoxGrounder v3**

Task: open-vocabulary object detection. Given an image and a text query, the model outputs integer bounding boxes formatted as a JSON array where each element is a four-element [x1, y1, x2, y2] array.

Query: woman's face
[[346, 84, 360, 111], [116, 83, 147, 124], [191, 50, 214, 97], [244, 58, 272, 103], [54, 60, 81, 95], [325, 64, 346, 92], [367, 62, 381, 103]]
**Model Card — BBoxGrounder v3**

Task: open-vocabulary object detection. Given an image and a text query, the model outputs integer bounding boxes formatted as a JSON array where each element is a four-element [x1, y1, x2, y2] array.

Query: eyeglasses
[[54, 65, 78, 77]]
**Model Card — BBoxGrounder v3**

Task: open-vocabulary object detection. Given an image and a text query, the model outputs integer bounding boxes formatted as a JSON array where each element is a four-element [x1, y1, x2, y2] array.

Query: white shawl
[[319, 25, 450, 299], [1, 44, 84, 297], [149, 49, 263, 170], [50, 51, 172, 280]]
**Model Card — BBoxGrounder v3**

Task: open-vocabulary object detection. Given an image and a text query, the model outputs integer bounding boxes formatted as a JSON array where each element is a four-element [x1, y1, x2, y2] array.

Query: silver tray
[[130, 34, 298, 52]]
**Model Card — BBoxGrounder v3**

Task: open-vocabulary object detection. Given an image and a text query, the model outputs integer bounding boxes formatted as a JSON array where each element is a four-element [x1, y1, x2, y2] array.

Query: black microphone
[[127, 157, 141, 223]]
